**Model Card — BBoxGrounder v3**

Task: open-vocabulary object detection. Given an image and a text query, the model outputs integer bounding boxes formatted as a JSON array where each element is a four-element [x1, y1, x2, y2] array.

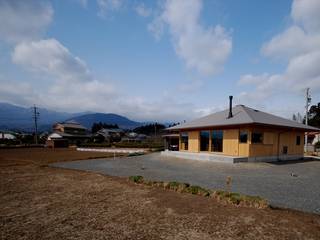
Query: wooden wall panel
[[239, 128, 250, 157], [279, 131, 304, 155], [263, 132, 274, 144], [223, 129, 239, 156], [176, 127, 305, 158], [188, 131, 199, 153], [249, 127, 304, 157]]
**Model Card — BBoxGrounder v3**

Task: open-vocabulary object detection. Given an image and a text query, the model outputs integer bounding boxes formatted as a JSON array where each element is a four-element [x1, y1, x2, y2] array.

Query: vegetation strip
[[129, 176, 268, 209]]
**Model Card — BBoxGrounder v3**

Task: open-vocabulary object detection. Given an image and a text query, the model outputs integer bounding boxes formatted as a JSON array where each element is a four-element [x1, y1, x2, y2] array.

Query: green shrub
[[129, 175, 144, 183], [127, 177, 267, 209], [213, 190, 268, 208], [128, 152, 145, 157], [186, 185, 211, 196]]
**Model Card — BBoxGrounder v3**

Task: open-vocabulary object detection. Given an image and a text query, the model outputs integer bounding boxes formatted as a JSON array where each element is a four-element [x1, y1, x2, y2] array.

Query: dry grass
[[1, 148, 320, 239]]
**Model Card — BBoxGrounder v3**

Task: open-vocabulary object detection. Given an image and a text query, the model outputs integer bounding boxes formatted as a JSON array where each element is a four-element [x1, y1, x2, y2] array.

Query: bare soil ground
[[1, 148, 320, 240]]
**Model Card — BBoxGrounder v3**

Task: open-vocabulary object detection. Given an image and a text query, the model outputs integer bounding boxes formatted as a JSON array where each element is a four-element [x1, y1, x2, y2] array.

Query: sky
[[0, 0, 319, 122]]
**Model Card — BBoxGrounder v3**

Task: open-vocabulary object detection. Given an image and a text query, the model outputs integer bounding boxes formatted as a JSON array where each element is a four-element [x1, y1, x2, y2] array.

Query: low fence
[[76, 147, 146, 154]]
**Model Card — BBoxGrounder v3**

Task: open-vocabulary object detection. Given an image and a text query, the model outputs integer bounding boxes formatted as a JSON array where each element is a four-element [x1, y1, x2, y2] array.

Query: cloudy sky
[[0, 0, 319, 122]]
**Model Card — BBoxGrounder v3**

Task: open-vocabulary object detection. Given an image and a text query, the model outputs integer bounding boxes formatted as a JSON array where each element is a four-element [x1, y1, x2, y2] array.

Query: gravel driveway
[[52, 152, 320, 214]]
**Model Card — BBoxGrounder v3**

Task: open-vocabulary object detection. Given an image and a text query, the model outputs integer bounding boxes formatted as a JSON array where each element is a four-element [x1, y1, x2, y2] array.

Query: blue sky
[[0, 0, 319, 122]]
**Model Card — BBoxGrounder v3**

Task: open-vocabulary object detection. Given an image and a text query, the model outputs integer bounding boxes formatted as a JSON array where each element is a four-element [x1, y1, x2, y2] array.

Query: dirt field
[[1, 148, 320, 239]]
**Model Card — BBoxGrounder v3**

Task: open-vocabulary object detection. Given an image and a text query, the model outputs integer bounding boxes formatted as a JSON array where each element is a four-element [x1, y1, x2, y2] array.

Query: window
[[200, 131, 210, 151], [252, 132, 263, 143], [211, 130, 223, 152], [180, 132, 188, 150], [296, 135, 301, 145], [239, 131, 248, 143]]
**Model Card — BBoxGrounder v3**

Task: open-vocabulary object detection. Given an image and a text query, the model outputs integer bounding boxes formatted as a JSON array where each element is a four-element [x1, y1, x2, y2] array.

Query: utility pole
[[305, 88, 311, 151], [33, 105, 40, 144]]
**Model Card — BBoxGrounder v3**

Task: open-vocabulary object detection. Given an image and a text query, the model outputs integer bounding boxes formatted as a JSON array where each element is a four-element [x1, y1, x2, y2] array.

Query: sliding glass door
[[211, 130, 223, 152], [200, 131, 210, 151]]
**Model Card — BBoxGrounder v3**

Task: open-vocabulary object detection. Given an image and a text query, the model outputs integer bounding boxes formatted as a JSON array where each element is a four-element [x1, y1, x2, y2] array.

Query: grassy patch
[[213, 190, 268, 208], [185, 185, 211, 196], [128, 176, 268, 209], [129, 175, 144, 183]]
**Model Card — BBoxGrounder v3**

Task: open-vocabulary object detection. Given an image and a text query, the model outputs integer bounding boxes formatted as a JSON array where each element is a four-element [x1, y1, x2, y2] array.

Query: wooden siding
[[238, 128, 250, 156], [249, 128, 304, 157], [223, 129, 239, 156], [188, 131, 199, 153], [279, 131, 304, 155], [178, 126, 305, 158], [263, 132, 274, 144]]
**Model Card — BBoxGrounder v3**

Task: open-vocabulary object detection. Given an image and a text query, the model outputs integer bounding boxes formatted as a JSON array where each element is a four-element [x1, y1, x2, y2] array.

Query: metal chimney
[[228, 96, 233, 118]]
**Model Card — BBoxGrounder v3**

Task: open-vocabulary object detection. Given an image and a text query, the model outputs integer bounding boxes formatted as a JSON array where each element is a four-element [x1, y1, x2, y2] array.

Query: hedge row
[[128, 176, 268, 209]]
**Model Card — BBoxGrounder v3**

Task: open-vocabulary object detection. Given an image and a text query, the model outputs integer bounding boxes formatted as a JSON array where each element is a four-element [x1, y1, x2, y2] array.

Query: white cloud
[[0, 80, 40, 106], [4, 37, 200, 121], [10, 38, 117, 112], [149, 0, 232, 76], [239, 0, 320, 104], [97, 0, 123, 18], [0, 76, 205, 121], [135, 3, 152, 17], [291, 0, 320, 33], [261, 26, 320, 60], [12, 39, 92, 84], [0, 0, 53, 44]]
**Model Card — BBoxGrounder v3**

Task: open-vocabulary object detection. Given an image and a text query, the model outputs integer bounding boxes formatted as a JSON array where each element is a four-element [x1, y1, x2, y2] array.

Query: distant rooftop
[[168, 105, 319, 131], [56, 120, 87, 130]]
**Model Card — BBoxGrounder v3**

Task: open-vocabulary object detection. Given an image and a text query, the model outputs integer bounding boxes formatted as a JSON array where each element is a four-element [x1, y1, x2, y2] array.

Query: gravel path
[[52, 152, 320, 214]]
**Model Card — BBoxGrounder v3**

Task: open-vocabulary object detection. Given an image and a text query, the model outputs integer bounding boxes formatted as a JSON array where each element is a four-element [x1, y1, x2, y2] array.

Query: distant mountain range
[[0, 102, 142, 131], [66, 113, 141, 130]]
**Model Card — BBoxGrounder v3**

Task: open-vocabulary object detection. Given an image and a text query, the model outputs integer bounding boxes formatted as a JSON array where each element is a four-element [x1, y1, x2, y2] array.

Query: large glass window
[[252, 132, 263, 143], [211, 130, 223, 152], [239, 131, 248, 143], [200, 131, 210, 151], [180, 132, 188, 150]]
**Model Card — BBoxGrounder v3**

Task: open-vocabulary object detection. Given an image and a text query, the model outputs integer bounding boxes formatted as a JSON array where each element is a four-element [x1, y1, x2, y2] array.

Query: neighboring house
[[306, 131, 320, 152], [93, 128, 124, 143], [0, 131, 16, 140], [307, 132, 320, 145], [163, 97, 319, 163], [0, 131, 19, 145], [47, 121, 91, 147], [121, 132, 147, 142]]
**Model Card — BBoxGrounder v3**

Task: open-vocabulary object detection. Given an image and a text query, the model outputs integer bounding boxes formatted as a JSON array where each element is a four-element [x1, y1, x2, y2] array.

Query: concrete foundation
[[161, 150, 304, 163], [161, 150, 247, 163]]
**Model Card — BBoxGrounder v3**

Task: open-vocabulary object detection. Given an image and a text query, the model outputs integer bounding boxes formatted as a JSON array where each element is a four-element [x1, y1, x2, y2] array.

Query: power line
[[32, 105, 40, 144]]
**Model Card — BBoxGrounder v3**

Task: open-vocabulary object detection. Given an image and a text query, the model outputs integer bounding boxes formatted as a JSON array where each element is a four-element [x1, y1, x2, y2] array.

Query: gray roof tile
[[168, 105, 319, 131]]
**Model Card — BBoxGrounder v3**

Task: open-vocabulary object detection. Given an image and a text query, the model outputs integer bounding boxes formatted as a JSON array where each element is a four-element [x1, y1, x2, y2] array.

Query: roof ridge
[[237, 105, 255, 122]]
